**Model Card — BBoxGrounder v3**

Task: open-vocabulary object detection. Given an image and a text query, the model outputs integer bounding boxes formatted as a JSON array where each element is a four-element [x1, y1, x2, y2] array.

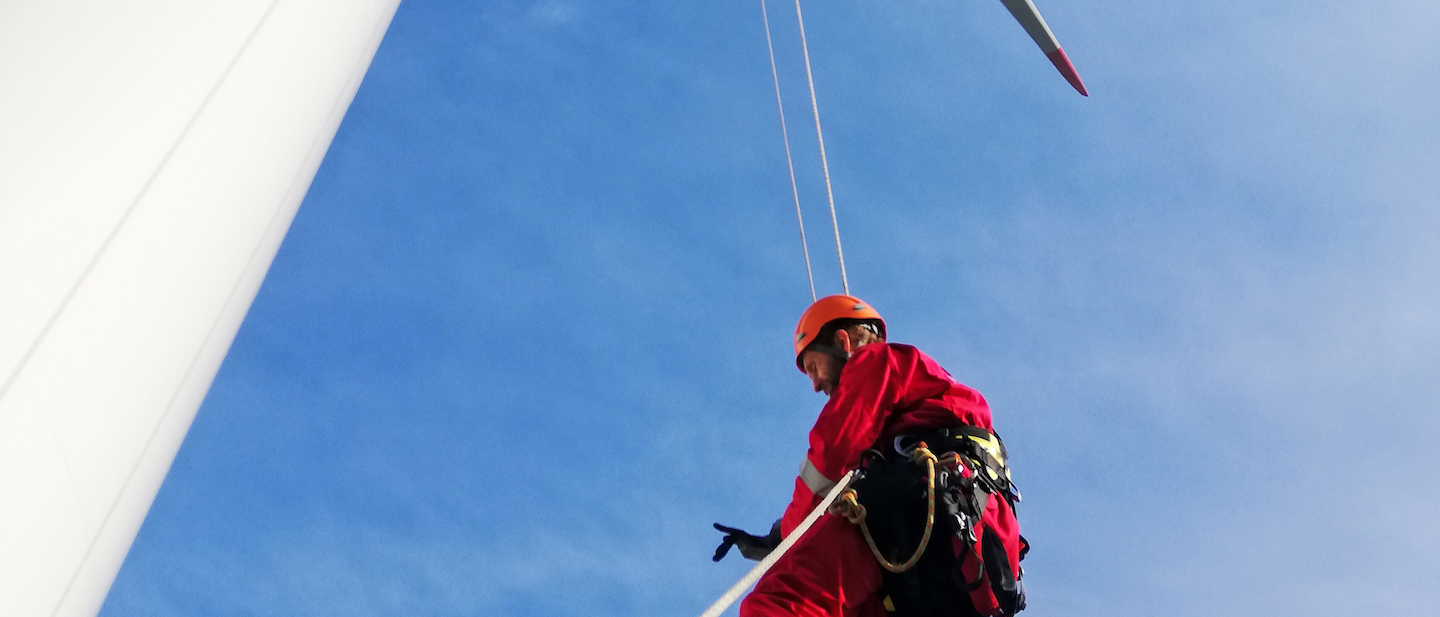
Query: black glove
[[712, 520, 782, 562]]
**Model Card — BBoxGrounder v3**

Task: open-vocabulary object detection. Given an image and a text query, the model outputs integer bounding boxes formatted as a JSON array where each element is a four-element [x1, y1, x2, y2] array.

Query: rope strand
[[828, 444, 940, 573], [792, 0, 849, 295], [760, 0, 816, 302]]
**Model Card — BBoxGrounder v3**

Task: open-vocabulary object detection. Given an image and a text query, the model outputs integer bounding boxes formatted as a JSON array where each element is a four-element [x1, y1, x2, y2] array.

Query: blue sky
[[101, 1, 1438, 615]]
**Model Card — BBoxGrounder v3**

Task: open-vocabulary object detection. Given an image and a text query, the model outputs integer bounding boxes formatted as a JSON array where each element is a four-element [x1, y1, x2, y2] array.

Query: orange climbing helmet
[[793, 295, 885, 370]]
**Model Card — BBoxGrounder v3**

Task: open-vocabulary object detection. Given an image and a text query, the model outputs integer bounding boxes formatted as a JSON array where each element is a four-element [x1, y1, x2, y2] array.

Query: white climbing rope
[[792, 0, 849, 295], [697, 7, 858, 615], [760, 0, 816, 302], [697, 470, 857, 617]]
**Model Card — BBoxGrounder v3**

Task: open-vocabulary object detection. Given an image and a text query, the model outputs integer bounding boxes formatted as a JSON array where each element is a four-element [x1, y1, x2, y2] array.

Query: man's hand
[[711, 520, 782, 562]]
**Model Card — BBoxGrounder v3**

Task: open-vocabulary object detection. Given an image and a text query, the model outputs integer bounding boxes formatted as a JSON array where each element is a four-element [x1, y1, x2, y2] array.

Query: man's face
[[801, 350, 845, 397]]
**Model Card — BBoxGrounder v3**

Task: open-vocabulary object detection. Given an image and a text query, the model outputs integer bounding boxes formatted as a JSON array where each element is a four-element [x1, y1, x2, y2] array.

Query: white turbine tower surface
[[0, 1, 400, 616]]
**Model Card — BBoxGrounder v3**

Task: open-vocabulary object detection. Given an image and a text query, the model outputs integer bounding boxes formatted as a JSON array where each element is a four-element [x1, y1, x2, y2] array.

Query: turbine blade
[[997, 0, 1088, 96], [1045, 47, 1088, 96]]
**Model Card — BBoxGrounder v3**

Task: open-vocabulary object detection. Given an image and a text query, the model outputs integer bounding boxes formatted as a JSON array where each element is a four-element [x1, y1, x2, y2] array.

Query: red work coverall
[[740, 342, 1009, 617]]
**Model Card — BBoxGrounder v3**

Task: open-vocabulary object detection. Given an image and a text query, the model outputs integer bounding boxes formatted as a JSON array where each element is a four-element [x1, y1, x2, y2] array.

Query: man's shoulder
[[851, 342, 938, 369], [874, 343, 957, 380], [868, 342, 926, 359]]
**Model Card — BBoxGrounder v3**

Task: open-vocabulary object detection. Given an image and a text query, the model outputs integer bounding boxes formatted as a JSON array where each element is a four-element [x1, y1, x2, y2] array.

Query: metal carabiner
[[893, 435, 918, 458]]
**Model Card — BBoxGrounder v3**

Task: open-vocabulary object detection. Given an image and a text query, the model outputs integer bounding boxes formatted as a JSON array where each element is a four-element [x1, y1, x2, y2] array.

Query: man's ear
[[834, 328, 852, 354]]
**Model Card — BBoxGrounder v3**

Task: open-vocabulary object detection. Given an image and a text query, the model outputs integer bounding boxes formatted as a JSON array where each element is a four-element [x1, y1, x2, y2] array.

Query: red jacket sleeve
[[780, 344, 908, 536]]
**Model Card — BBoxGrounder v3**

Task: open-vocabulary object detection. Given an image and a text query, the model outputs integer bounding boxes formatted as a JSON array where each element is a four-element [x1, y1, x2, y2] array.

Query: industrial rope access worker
[[714, 295, 1027, 617]]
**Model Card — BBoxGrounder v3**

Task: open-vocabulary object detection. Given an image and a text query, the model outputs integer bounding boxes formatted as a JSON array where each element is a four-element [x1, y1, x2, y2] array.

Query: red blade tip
[[1045, 47, 1089, 97]]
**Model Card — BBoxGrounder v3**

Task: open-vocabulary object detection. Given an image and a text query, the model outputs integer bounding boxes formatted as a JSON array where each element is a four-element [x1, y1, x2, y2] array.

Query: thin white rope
[[760, 0, 816, 302], [696, 470, 858, 617], [792, 0, 849, 295]]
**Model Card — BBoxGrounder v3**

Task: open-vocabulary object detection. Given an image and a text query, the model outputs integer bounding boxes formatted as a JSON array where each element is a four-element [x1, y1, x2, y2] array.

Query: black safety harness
[[843, 425, 1029, 617]]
